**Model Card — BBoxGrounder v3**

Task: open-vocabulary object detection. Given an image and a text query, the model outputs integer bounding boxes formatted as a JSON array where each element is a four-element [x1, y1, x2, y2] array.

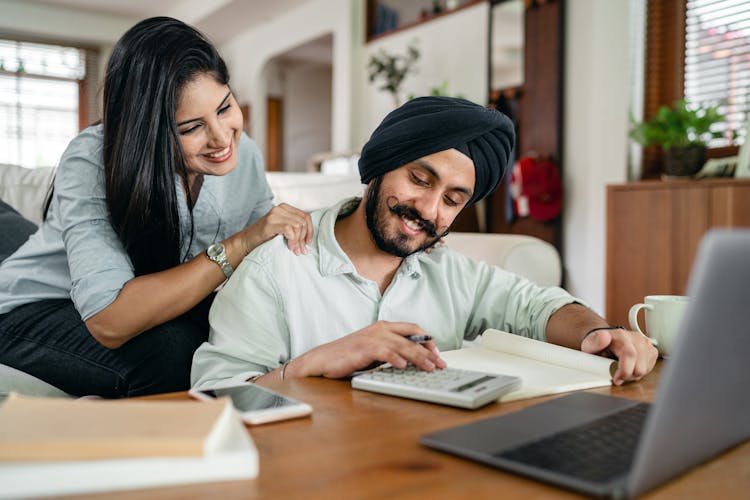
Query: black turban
[[358, 96, 515, 206]]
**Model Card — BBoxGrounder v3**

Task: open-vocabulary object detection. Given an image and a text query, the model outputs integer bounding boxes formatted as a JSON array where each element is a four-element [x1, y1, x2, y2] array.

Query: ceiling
[[27, 0, 311, 44], [27, 0, 184, 19]]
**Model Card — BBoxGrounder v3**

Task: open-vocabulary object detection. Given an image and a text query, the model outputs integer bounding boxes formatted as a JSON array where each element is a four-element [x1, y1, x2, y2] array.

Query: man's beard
[[364, 177, 449, 258]]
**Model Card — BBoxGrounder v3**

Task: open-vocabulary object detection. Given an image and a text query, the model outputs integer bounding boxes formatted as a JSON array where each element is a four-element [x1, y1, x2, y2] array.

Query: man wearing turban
[[191, 97, 657, 389]]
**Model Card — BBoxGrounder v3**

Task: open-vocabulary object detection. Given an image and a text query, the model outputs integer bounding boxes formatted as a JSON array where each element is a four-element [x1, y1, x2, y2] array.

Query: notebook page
[[481, 329, 615, 378]]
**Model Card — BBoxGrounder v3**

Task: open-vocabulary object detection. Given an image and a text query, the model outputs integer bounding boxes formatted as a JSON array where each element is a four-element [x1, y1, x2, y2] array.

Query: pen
[[406, 335, 432, 343]]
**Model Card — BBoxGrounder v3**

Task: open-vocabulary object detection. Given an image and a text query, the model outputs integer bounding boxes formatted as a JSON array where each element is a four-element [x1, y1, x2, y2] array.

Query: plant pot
[[663, 145, 706, 178]]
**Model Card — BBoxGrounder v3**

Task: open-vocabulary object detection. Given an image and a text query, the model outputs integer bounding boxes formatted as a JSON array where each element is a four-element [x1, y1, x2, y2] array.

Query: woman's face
[[175, 73, 244, 179]]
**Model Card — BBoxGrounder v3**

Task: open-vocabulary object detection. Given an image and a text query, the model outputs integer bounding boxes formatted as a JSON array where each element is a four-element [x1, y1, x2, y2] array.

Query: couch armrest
[[446, 232, 562, 287]]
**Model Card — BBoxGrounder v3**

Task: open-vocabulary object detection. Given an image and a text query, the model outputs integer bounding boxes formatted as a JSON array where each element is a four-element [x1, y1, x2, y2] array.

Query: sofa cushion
[[0, 164, 55, 225], [446, 232, 562, 287], [265, 172, 364, 212], [0, 363, 71, 399], [0, 199, 37, 263]]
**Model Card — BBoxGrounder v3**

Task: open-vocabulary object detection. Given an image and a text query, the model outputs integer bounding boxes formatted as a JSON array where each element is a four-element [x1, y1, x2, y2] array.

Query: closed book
[[443, 329, 616, 402], [0, 394, 258, 498]]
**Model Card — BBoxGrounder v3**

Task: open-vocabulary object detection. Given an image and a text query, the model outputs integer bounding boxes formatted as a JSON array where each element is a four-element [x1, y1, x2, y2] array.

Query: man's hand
[[286, 321, 447, 379], [581, 328, 658, 386]]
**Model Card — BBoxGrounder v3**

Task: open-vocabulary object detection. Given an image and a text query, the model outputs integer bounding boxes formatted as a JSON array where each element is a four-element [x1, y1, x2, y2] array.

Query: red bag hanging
[[509, 156, 562, 222]]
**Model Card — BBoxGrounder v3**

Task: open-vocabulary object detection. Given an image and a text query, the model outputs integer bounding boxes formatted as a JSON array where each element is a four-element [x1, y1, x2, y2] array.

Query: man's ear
[[363, 176, 381, 201]]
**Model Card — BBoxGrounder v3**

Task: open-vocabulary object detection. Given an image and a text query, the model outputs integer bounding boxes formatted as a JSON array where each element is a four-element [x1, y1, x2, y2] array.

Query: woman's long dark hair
[[102, 17, 229, 275]]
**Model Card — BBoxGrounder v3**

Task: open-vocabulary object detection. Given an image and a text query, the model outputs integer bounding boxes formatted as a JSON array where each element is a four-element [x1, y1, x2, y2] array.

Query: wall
[[563, 0, 632, 316], [283, 61, 333, 171], [354, 2, 489, 147], [263, 58, 333, 171], [0, 0, 133, 77], [219, 0, 352, 164]]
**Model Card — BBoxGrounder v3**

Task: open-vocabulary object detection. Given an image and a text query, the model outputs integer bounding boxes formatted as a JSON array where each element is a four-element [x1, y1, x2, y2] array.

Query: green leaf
[[628, 100, 725, 149], [366, 42, 420, 104]]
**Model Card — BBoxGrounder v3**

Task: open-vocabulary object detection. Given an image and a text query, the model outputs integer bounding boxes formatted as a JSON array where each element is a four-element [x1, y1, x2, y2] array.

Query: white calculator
[[351, 365, 521, 409]]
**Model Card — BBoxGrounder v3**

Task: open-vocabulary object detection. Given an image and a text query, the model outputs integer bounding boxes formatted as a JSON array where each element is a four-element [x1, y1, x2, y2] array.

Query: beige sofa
[[0, 164, 561, 398]]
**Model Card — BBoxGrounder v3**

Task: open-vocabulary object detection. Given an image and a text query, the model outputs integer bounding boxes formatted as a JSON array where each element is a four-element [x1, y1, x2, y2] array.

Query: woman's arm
[[54, 129, 311, 348], [85, 203, 312, 349]]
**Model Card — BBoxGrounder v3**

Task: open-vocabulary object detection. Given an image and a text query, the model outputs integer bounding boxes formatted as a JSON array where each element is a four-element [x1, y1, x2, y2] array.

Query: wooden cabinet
[[606, 179, 750, 326]]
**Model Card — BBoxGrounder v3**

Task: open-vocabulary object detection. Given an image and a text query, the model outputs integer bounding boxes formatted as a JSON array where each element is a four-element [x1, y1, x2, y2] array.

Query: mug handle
[[628, 303, 657, 346]]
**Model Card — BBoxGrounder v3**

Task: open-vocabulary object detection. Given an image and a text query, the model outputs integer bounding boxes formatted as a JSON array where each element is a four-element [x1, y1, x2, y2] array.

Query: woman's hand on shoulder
[[240, 203, 313, 255]]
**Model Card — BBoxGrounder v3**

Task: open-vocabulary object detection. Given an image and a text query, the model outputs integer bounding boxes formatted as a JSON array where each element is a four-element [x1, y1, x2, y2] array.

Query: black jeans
[[0, 200, 212, 397], [0, 297, 212, 398]]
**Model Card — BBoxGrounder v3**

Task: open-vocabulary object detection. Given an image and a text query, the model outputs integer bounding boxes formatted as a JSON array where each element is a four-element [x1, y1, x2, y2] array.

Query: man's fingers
[[393, 337, 442, 371], [581, 329, 613, 354], [387, 321, 430, 337], [368, 322, 444, 372], [601, 329, 653, 385], [613, 347, 636, 385], [424, 340, 447, 369]]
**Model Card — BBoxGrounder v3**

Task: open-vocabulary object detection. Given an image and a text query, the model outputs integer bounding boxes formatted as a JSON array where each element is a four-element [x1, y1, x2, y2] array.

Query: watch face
[[207, 243, 224, 259]]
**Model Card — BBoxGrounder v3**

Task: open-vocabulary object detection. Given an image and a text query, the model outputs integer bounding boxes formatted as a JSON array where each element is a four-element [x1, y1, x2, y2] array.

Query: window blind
[[0, 39, 89, 168], [685, 0, 750, 147]]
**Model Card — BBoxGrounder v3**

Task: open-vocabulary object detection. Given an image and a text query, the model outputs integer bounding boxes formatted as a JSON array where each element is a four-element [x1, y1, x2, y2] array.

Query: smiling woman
[[176, 80, 244, 186], [0, 16, 313, 399]]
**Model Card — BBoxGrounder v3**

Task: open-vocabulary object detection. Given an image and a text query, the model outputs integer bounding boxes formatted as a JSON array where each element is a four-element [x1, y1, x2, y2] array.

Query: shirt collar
[[316, 198, 357, 277], [315, 198, 423, 279]]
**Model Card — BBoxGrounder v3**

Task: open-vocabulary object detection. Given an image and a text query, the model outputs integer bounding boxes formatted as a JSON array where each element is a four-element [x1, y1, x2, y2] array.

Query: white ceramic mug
[[628, 295, 689, 357]]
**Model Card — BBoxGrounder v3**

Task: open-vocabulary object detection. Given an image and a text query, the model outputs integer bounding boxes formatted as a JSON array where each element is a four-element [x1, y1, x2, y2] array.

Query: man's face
[[365, 149, 475, 257]]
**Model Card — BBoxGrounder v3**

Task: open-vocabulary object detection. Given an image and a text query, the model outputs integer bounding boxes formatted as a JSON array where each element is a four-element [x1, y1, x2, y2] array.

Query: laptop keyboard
[[495, 402, 650, 483]]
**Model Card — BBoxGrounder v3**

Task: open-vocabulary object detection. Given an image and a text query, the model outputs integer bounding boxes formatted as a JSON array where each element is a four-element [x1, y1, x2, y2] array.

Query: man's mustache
[[385, 196, 438, 238]]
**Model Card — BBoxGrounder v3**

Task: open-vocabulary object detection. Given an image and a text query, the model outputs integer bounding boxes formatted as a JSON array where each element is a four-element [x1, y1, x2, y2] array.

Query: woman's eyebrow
[[177, 91, 232, 127], [216, 91, 231, 109]]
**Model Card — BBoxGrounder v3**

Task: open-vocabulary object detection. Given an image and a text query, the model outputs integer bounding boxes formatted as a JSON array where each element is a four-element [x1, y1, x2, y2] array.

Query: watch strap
[[216, 259, 234, 279], [206, 243, 234, 279]]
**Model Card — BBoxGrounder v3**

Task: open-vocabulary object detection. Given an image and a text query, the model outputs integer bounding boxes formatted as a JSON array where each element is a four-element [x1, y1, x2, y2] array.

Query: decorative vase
[[663, 145, 706, 178]]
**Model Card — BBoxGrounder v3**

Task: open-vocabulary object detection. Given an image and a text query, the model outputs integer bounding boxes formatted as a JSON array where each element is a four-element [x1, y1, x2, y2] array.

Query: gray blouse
[[0, 125, 273, 320]]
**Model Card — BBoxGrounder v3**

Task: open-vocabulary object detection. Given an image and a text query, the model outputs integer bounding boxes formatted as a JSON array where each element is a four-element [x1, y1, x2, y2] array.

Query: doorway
[[266, 97, 283, 172], [263, 34, 333, 172]]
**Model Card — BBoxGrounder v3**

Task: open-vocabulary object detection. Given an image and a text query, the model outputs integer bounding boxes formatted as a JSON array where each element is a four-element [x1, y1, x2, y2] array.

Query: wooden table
[[79, 363, 750, 499]]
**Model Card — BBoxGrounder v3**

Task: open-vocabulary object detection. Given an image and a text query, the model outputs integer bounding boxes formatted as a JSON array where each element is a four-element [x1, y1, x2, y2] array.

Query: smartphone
[[189, 383, 312, 425]]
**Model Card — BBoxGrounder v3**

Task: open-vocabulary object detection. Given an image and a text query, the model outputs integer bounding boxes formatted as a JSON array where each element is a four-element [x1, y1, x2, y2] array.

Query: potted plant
[[367, 42, 420, 107], [629, 100, 724, 177], [407, 80, 466, 101]]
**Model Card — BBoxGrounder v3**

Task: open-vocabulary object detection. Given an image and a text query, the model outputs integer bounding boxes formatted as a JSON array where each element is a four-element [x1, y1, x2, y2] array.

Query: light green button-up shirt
[[191, 198, 579, 389]]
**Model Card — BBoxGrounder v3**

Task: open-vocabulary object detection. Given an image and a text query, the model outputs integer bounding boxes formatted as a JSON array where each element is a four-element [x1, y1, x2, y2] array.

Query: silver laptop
[[421, 229, 750, 498]]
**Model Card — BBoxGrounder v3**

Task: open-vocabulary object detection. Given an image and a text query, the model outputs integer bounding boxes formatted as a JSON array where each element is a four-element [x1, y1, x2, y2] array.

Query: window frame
[[0, 33, 96, 129], [0, 33, 99, 168], [642, 0, 741, 178]]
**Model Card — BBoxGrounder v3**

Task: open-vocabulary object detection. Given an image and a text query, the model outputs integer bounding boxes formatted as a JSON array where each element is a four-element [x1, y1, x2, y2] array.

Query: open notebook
[[442, 329, 616, 402]]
